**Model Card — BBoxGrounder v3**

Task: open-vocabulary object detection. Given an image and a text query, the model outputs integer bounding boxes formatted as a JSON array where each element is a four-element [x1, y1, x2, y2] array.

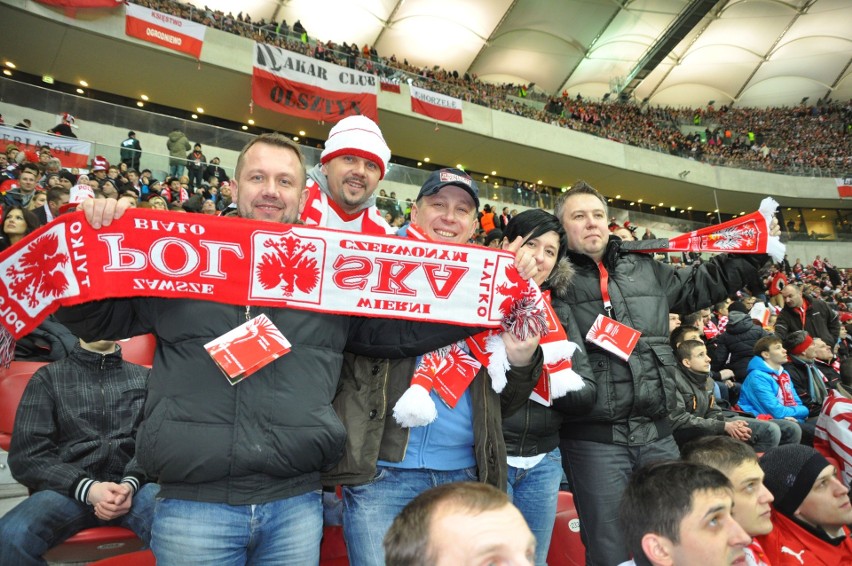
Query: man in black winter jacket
[[553, 180, 776, 566], [0, 339, 157, 563]]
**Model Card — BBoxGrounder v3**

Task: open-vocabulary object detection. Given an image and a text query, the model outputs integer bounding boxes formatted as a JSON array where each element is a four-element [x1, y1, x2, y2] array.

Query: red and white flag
[[380, 79, 401, 94], [0, 125, 91, 170], [837, 178, 852, 199], [125, 3, 206, 59], [410, 86, 463, 124], [252, 43, 378, 123]]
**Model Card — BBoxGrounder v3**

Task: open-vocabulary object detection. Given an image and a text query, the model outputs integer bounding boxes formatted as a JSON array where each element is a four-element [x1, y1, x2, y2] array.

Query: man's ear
[[641, 533, 674, 566]]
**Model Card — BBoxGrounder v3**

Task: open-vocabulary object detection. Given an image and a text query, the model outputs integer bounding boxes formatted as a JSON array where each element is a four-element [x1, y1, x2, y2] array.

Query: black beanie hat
[[759, 444, 830, 517]]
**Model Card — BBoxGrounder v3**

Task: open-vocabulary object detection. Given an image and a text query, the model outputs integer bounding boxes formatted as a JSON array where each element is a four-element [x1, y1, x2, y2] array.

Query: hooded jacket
[[9, 343, 149, 502], [166, 130, 191, 167], [558, 237, 766, 446], [739, 356, 809, 421], [711, 311, 769, 381], [502, 259, 596, 457]]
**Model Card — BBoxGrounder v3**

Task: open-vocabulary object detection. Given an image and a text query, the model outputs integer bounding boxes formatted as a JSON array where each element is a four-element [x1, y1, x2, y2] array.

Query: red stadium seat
[[117, 334, 156, 366], [0, 362, 143, 563], [321, 525, 350, 565], [547, 491, 586, 566], [88, 549, 155, 565]]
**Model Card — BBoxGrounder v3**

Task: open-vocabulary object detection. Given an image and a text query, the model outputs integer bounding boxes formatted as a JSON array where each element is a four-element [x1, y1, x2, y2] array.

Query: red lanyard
[[597, 262, 613, 316]]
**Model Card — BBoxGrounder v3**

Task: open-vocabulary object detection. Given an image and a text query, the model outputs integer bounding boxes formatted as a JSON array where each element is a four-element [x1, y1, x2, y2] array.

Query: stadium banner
[[34, 0, 122, 16], [837, 178, 852, 199], [125, 3, 206, 59], [0, 125, 90, 169], [380, 79, 401, 94], [252, 43, 378, 122], [410, 86, 463, 124]]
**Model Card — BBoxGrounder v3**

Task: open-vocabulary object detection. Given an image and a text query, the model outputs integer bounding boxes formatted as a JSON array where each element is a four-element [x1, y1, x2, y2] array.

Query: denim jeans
[[150, 490, 322, 566], [168, 164, 184, 180], [507, 448, 563, 566], [0, 483, 158, 566], [342, 465, 478, 566], [730, 417, 802, 452], [561, 435, 680, 566]]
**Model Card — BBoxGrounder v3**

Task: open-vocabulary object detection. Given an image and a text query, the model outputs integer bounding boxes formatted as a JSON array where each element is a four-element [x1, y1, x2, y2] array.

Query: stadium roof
[[191, 0, 852, 108]]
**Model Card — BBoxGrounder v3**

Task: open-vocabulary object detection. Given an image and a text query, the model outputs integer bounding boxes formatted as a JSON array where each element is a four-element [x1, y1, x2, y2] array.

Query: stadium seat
[[117, 333, 157, 366], [547, 491, 586, 566], [320, 525, 350, 565], [88, 549, 155, 565], [0, 362, 143, 563]]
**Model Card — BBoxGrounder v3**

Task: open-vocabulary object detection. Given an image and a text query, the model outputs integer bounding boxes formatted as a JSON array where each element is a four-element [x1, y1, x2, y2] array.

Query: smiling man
[[620, 460, 752, 566], [552, 180, 777, 565], [300, 115, 394, 234]]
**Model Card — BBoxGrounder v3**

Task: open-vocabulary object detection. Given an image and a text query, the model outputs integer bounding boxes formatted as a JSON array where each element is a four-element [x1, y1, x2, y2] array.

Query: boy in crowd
[[671, 340, 800, 451]]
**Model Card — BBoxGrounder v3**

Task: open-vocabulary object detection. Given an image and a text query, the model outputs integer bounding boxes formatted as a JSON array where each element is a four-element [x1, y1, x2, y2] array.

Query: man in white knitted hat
[[300, 115, 394, 234]]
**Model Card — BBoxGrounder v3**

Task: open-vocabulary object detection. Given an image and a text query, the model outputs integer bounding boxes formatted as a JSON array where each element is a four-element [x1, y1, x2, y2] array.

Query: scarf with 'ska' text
[[0, 209, 549, 343]]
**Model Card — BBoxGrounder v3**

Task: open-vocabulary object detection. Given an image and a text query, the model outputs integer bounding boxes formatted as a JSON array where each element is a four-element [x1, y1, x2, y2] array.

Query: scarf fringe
[[485, 333, 510, 393], [392, 384, 437, 427]]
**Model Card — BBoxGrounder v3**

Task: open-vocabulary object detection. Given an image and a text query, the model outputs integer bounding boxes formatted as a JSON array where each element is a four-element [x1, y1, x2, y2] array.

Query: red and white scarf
[[391, 226, 583, 427], [775, 368, 798, 407], [300, 179, 393, 235], [631, 197, 784, 262]]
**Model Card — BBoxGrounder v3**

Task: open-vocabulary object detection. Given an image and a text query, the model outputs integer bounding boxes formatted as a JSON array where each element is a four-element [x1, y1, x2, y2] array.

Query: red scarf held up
[[0, 209, 540, 341]]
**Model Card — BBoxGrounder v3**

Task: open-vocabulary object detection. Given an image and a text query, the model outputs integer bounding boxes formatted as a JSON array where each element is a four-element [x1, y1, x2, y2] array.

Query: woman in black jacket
[[499, 209, 596, 565]]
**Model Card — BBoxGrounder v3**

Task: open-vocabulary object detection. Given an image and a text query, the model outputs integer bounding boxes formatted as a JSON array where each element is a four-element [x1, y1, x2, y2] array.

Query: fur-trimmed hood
[[543, 258, 575, 300]]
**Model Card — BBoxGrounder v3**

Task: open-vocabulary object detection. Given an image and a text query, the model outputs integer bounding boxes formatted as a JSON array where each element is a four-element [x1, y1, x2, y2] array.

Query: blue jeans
[[342, 465, 478, 566], [507, 448, 562, 566], [730, 417, 802, 452], [561, 435, 680, 566], [168, 164, 184, 180], [150, 490, 322, 566], [0, 483, 158, 566]]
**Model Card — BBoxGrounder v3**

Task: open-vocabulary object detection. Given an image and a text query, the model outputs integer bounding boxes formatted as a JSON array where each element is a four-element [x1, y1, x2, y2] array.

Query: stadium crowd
[[129, 0, 852, 180]]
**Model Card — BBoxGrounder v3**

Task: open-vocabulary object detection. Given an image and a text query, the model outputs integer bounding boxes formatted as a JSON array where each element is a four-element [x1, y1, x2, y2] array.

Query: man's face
[[781, 286, 803, 309], [685, 345, 711, 374], [18, 171, 37, 193], [431, 503, 536, 566], [101, 182, 118, 200], [322, 155, 382, 214], [128, 171, 139, 184], [700, 309, 712, 326], [232, 142, 306, 223], [220, 185, 232, 198], [743, 296, 757, 310], [663, 489, 750, 566], [49, 193, 70, 215], [410, 186, 477, 244], [559, 193, 609, 260], [93, 169, 106, 179], [811, 338, 833, 362], [38, 150, 51, 164], [727, 461, 774, 536], [681, 330, 702, 344], [669, 313, 681, 333], [764, 342, 788, 367], [795, 465, 852, 535], [0, 154, 7, 168]]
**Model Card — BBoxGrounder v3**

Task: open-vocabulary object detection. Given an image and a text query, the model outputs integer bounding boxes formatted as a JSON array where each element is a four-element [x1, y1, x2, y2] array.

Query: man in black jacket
[[776, 284, 840, 345], [0, 339, 156, 563], [553, 180, 775, 566], [119, 131, 142, 171]]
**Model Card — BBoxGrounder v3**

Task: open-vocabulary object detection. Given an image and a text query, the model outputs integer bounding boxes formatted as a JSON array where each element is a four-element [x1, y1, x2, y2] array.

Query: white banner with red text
[[0, 209, 535, 339], [837, 178, 852, 199], [125, 3, 206, 59], [252, 43, 378, 122], [410, 85, 463, 123], [0, 125, 91, 170]]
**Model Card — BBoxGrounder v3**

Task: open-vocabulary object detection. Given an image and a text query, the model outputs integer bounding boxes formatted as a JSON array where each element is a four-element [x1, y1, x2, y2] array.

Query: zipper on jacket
[[480, 373, 489, 484]]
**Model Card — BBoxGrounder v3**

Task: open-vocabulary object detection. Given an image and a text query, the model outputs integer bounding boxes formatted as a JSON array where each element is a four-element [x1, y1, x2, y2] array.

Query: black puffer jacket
[[711, 311, 768, 381], [58, 298, 475, 505], [502, 259, 596, 457], [559, 238, 767, 446]]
